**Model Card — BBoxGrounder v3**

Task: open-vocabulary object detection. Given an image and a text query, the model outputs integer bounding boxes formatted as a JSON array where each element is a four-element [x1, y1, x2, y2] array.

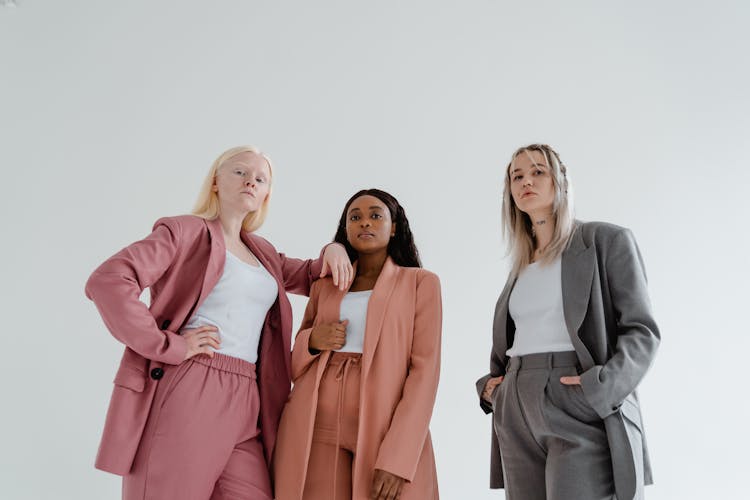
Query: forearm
[[87, 271, 187, 364], [580, 228, 661, 418], [85, 219, 187, 364]]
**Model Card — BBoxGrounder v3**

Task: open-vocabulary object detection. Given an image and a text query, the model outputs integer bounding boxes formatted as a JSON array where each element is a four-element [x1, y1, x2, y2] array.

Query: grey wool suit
[[476, 221, 660, 500]]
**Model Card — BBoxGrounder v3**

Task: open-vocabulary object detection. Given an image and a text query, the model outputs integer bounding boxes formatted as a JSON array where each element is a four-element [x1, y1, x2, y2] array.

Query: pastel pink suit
[[85, 215, 325, 496], [273, 258, 442, 500]]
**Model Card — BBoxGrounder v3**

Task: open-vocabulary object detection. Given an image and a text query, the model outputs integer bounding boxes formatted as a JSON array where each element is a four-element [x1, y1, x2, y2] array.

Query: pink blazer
[[85, 215, 324, 475], [273, 258, 442, 500]]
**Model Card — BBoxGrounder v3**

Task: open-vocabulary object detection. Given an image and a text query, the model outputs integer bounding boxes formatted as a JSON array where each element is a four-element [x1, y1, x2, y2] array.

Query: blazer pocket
[[113, 363, 147, 392]]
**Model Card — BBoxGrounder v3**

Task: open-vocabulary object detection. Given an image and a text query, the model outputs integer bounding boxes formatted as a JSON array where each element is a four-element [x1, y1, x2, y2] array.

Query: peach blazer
[[274, 258, 442, 500], [85, 215, 325, 475]]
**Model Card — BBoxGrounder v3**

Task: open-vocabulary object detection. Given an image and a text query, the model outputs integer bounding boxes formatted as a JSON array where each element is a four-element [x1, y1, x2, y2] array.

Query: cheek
[[543, 181, 556, 199], [510, 187, 522, 203], [218, 176, 238, 191], [345, 224, 356, 243]]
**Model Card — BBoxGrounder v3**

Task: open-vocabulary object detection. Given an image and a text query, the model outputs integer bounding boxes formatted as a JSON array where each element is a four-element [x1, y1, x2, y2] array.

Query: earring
[[531, 225, 536, 238]]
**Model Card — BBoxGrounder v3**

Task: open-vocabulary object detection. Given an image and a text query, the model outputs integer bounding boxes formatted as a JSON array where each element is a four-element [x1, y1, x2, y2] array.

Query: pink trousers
[[123, 353, 272, 500], [302, 352, 362, 500]]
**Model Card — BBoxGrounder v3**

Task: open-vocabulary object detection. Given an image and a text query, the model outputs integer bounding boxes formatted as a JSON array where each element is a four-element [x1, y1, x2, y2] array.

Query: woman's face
[[213, 152, 271, 215], [509, 149, 556, 215], [345, 195, 396, 256]]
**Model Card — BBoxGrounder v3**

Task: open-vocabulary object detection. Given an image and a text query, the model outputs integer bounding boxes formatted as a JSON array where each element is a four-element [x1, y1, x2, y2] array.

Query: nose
[[246, 178, 255, 188], [522, 176, 532, 187]]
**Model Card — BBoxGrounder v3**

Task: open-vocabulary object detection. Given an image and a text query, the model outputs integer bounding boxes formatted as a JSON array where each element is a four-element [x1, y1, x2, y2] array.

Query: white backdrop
[[1, 1, 749, 499]]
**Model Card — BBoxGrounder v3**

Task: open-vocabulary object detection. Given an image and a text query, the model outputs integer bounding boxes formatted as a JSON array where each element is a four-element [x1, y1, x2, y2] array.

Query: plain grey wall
[[1, 1, 748, 498]]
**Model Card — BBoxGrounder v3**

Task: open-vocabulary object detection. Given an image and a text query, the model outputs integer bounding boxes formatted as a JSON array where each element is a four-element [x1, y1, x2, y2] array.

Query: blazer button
[[150, 368, 164, 380]]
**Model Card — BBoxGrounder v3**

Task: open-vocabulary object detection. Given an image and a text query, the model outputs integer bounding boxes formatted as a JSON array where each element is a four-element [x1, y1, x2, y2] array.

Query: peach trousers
[[123, 353, 272, 500], [302, 352, 362, 500]]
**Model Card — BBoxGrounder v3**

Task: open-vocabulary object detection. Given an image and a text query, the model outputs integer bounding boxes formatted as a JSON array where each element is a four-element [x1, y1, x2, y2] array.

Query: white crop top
[[337, 290, 372, 353], [506, 256, 575, 357], [183, 251, 279, 364]]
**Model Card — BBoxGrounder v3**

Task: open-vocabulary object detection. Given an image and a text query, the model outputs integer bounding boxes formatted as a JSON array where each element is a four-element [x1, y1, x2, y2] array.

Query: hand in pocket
[[482, 376, 504, 403], [559, 375, 581, 386]]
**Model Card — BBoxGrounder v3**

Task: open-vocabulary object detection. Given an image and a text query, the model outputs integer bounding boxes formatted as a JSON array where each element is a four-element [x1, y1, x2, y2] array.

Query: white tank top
[[506, 256, 575, 357], [184, 251, 279, 363], [337, 290, 372, 353]]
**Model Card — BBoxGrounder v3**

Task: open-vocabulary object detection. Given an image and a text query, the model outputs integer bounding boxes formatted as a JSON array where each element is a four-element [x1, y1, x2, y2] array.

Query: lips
[[241, 191, 256, 197], [357, 232, 375, 239], [521, 192, 536, 198]]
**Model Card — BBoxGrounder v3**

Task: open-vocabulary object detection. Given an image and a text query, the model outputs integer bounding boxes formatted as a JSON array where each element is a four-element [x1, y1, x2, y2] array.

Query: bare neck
[[357, 251, 388, 278], [218, 210, 249, 245], [528, 210, 555, 256]]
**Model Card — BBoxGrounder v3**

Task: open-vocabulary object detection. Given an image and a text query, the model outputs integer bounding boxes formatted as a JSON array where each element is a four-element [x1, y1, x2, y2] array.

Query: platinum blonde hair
[[502, 143, 575, 278], [193, 145, 273, 232]]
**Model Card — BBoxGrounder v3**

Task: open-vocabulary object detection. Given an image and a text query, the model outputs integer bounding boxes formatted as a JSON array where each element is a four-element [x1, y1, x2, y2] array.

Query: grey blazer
[[476, 221, 660, 500]]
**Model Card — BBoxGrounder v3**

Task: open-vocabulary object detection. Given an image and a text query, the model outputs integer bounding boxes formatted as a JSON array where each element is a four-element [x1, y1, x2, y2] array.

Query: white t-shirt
[[506, 256, 575, 357], [337, 290, 372, 353], [184, 251, 279, 364]]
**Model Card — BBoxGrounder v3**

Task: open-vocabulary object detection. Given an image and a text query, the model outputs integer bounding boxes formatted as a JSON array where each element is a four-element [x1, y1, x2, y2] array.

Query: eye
[[234, 170, 245, 176], [533, 169, 544, 175], [371, 213, 382, 219], [255, 177, 265, 183], [512, 174, 523, 181], [349, 214, 360, 221]]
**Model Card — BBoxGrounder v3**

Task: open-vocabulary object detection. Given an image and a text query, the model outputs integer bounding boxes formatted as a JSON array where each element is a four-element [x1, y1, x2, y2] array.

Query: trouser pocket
[[546, 367, 601, 424]]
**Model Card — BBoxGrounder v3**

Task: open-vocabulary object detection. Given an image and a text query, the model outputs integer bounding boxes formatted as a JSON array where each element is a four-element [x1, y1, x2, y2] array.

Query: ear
[[390, 222, 396, 237]]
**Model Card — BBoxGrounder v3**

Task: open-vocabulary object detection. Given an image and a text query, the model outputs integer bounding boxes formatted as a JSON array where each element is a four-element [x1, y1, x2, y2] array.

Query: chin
[[348, 243, 367, 254], [356, 245, 388, 255]]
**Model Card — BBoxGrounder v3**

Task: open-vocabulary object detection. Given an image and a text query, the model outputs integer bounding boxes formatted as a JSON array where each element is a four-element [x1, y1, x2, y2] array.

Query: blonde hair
[[502, 143, 575, 278], [193, 145, 273, 232]]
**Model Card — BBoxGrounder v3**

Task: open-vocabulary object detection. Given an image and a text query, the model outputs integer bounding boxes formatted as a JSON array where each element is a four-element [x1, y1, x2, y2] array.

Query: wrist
[[308, 336, 321, 354]]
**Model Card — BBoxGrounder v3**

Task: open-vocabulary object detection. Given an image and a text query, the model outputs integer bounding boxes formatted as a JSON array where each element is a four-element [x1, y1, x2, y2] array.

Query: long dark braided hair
[[334, 188, 422, 268]]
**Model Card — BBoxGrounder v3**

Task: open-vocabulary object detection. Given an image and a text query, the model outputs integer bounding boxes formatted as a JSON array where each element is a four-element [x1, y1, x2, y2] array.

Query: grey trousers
[[493, 351, 620, 500]]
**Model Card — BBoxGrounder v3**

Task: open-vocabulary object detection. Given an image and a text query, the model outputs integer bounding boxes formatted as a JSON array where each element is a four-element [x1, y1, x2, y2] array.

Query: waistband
[[191, 352, 257, 379], [327, 351, 362, 365], [506, 351, 579, 372]]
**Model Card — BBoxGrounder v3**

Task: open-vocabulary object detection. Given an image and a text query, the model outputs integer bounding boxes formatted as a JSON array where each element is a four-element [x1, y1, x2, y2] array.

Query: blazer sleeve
[[579, 228, 661, 418], [84, 218, 188, 365], [276, 245, 331, 296], [374, 271, 442, 482], [475, 349, 503, 414], [476, 288, 512, 413], [290, 280, 324, 381]]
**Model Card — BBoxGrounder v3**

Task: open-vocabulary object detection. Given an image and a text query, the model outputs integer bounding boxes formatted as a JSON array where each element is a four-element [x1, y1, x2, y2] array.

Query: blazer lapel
[[492, 276, 516, 363], [241, 231, 296, 375], [329, 260, 356, 318], [561, 222, 596, 369], [197, 218, 227, 307], [361, 258, 400, 380], [241, 232, 276, 282]]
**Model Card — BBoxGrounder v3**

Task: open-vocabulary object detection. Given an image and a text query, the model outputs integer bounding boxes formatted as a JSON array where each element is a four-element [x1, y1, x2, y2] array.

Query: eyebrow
[[510, 163, 547, 174], [230, 163, 267, 172], [348, 206, 384, 212]]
